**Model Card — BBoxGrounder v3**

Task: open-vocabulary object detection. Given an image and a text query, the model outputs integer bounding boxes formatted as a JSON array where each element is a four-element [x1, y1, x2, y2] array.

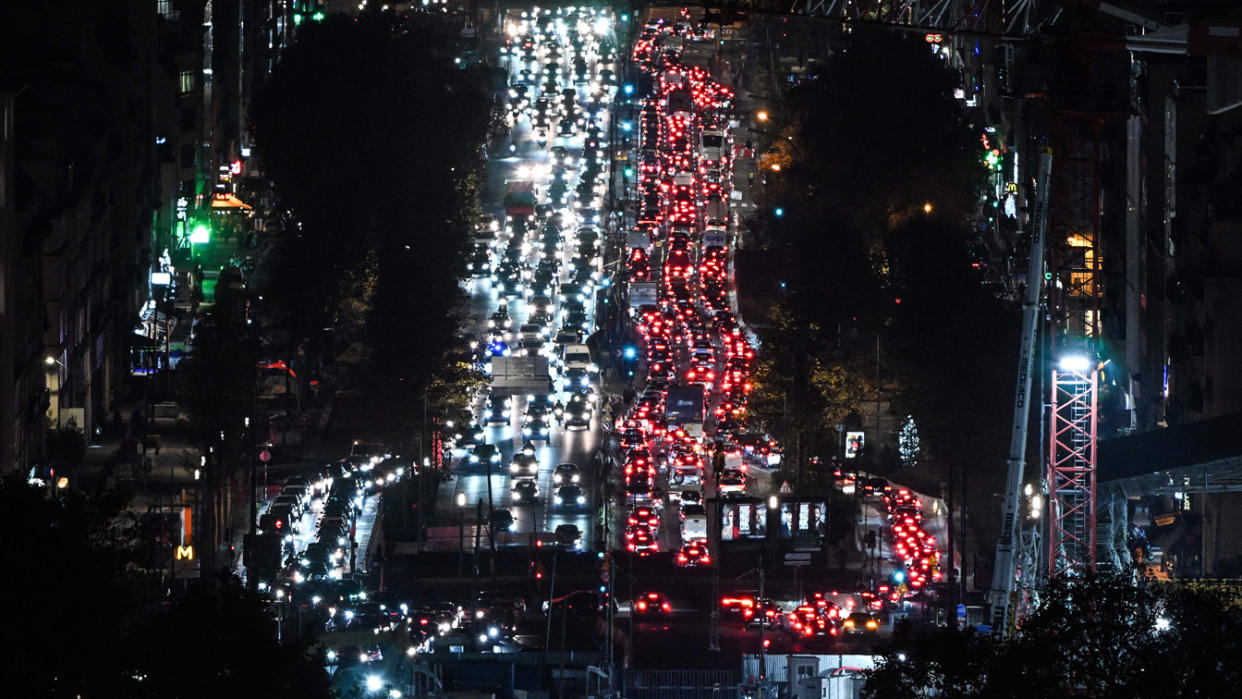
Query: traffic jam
[[236, 10, 949, 685], [619, 16, 751, 567], [617, 13, 946, 647], [450, 5, 621, 545]]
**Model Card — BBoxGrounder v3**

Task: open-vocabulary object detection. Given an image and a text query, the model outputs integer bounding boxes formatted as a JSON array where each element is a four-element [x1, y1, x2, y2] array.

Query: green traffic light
[[293, 13, 304, 26], [312, 11, 325, 21], [190, 222, 211, 244]]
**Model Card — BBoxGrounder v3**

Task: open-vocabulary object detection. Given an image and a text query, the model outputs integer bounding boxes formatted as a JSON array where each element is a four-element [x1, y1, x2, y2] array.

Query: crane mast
[[988, 151, 1051, 635]]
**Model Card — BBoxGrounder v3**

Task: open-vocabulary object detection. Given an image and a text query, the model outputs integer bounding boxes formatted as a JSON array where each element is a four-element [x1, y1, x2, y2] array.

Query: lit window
[[179, 71, 193, 95]]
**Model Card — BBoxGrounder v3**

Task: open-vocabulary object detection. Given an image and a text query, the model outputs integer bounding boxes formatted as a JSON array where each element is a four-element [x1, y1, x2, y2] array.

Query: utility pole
[[457, 492, 466, 577], [758, 555, 767, 683], [485, 455, 497, 579], [473, 498, 483, 619], [544, 545, 559, 659], [709, 494, 722, 651], [875, 333, 881, 452]]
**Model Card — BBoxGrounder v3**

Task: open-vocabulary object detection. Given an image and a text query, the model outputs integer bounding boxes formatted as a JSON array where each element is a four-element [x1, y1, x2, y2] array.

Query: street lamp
[[44, 356, 64, 428], [456, 492, 467, 577], [923, 202, 933, 214], [756, 110, 769, 122], [1058, 355, 1091, 373], [365, 674, 383, 692]]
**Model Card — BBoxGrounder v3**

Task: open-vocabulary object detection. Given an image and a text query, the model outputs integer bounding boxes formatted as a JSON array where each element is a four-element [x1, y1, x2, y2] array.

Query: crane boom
[[988, 151, 1052, 635]]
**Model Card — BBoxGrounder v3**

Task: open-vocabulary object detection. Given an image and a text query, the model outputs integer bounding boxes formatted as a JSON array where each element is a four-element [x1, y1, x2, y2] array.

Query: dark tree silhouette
[[251, 12, 491, 440]]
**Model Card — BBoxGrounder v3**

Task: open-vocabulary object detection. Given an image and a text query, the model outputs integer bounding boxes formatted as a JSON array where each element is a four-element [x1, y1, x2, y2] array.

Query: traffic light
[[189, 221, 210, 244], [774, 207, 784, 217]]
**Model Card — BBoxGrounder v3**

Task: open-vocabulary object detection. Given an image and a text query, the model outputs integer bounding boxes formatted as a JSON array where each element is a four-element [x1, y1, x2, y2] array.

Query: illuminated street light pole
[[457, 492, 467, 577]]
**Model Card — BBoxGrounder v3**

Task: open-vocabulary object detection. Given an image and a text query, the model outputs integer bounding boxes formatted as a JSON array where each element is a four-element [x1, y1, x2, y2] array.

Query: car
[[272, 493, 305, 519], [298, 542, 332, 579], [511, 479, 540, 503], [554, 484, 586, 509], [522, 405, 552, 440], [554, 523, 582, 549], [546, 590, 612, 617], [627, 506, 659, 528], [627, 527, 659, 555], [679, 502, 706, 521], [483, 395, 512, 425], [633, 591, 672, 615], [552, 462, 581, 485], [509, 449, 539, 477], [744, 598, 782, 628], [563, 398, 591, 429], [717, 469, 746, 496], [681, 508, 708, 542], [260, 505, 297, 536], [454, 421, 487, 446], [561, 367, 592, 392], [790, 605, 836, 638], [562, 343, 593, 372], [488, 509, 516, 533], [842, 612, 880, 635], [677, 542, 711, 567], [467, 444, 502, 470], [467, 246, 493, 277]]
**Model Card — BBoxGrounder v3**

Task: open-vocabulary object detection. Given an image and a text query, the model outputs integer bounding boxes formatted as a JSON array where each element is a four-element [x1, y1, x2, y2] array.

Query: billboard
[[720, 500, 827, 540], [845, 431, 865, 459], [721, 502, 767, 540], [778, 501, 828, 539]]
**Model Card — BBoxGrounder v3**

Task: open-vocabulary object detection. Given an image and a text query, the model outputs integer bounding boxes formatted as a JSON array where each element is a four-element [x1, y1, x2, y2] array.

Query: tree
[[752, 27, 982, 338], [177, 293, 258, 573], [862, 573, 1242, 698], [126, 580, 332, 698], [748, 303, 871, 474], [251, 12, 491, 442], [0, 475, 148, 696], [0, 475, 333, 697], [882, 213, 1018, 550]]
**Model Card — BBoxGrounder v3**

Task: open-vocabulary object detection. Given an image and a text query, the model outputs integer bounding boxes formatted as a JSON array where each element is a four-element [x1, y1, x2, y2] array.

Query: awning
[[129, 332, 160, 347], [210, 193, 253, 210]]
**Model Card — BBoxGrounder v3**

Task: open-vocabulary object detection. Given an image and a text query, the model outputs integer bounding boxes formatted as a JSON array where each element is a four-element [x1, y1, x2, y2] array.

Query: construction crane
[[987, 151, 1051, 636]]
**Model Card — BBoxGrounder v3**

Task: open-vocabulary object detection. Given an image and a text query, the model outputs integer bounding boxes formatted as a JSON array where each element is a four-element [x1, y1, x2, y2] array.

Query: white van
[[682, 511, 708, 543], [563, 344, 593, 372]]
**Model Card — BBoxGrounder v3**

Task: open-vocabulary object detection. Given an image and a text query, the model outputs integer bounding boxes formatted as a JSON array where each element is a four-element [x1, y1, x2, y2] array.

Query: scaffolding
[[1050, 114, 1104, 346], [1047, 365, 1098, 577]]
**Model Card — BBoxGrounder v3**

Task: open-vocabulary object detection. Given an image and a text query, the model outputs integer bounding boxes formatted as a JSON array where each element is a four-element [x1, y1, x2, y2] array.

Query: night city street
[[5, 2, 1242, 698]]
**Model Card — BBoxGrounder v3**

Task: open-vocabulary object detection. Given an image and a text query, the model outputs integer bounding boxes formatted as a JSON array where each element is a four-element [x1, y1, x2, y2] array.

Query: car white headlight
[[577, 495, 586, 504], [554, 496, 563, 504]]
